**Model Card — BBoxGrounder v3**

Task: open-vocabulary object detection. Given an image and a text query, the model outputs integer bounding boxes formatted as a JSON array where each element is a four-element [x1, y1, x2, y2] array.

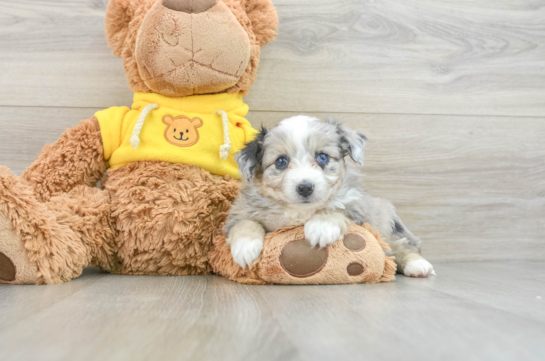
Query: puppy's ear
[[236, 127, 268, 180], [326, 117, 367, 165]]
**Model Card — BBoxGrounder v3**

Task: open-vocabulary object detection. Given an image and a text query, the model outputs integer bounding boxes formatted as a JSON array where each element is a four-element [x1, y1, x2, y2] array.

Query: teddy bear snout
[[162, 0, 217, 14], [136, 0, 252, 97]]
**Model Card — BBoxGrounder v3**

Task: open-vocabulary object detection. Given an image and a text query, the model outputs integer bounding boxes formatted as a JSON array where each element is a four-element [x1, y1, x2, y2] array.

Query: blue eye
[[317, 153, 329, 164], [275, 156, 289, 169]]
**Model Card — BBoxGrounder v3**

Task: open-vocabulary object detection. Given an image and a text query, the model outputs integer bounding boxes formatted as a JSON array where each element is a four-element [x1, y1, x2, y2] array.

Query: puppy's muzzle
[[297, 183, 314, 198]]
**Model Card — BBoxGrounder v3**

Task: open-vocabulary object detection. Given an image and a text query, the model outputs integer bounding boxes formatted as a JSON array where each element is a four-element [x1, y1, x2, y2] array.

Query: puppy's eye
[[316, 153, 329, 164], [174, 129, 177, 132], [186, 129, 189, 133], [275, 156, 289, 169]]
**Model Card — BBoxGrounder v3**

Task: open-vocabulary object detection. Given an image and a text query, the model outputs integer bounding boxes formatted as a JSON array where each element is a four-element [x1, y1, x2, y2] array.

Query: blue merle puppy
[[225, 115, 435, 277]]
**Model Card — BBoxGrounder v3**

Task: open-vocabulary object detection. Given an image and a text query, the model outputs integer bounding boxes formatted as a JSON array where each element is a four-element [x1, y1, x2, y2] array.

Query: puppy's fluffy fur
[[226, 116, 435, 277]]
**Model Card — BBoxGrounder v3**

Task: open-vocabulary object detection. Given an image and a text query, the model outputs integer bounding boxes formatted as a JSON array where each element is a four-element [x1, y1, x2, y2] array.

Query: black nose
[[297, 183, 314, 198], [163, 0, 217, 14]]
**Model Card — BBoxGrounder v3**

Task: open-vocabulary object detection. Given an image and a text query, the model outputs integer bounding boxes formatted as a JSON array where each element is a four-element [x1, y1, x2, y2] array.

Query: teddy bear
[[0, 0, 398, 287], [0, 0, 279, 285]]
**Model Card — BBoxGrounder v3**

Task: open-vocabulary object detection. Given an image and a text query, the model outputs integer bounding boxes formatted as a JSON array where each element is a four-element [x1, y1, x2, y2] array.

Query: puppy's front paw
[[403, 259, 436, 278], [231, 238, 263, 269], [304, 219, 342, 248]]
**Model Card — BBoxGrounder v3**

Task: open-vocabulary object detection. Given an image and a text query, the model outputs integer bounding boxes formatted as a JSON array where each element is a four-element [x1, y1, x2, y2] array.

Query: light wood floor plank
[[0, 269, 302, 361], [1, 0, 545, 115], [253, 272, 545, 361], [0, 270, 109, 329], [0, 262, 544, 361], [413, 261, 545, 323]]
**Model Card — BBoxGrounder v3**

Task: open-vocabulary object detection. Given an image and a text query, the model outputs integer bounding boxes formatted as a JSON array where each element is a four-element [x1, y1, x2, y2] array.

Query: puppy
[[225, 116, 435, 277]]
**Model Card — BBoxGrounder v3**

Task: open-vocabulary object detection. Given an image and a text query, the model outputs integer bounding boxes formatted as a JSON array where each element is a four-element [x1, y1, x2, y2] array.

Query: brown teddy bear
[[0, 0, 396, 286], [0, 0, 279, 285]]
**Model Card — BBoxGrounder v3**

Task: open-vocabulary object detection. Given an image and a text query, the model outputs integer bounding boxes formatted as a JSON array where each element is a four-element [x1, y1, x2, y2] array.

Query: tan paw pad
[[0, 252, 16, 282], [343, 233, 366, 252], [347, 262, 365, 276], [280, 239, 328, 278], [0, 213, 39, 284]]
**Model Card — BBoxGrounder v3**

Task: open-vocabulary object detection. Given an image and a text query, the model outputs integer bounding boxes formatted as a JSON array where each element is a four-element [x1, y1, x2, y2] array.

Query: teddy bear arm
[[22, 117, 108, 202]]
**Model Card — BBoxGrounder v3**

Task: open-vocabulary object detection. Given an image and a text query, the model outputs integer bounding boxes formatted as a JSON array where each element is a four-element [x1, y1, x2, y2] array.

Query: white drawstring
[[130, 103, 159, 150], [216, 110, 231, 160]]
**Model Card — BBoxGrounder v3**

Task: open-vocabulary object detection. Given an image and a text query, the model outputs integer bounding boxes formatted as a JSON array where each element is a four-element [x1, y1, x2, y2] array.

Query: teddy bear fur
[[0, 0, 278, 285]]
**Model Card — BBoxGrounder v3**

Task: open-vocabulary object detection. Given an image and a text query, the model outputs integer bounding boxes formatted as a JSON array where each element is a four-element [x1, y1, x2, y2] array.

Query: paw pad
[[343, 233, 366, 252], [279, 232, 367, 279], [0, 252, 16, 282], [280, 239, 328, 278], [347, 262, 364, 276]]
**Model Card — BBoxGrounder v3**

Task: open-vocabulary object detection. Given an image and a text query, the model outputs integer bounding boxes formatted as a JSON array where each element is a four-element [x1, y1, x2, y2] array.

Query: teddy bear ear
[[191, 117, 204, 128], [244, 0, 279, 46], [162, 115, 173, 125], [105, 0, 141, 57]]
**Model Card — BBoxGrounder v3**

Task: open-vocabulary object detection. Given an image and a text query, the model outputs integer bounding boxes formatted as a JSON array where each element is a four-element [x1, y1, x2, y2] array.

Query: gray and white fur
[[225, 115, 435, 277]]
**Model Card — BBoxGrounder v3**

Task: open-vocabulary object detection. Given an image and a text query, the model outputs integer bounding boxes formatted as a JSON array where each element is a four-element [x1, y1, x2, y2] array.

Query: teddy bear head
[[105, 0, 278, 97]]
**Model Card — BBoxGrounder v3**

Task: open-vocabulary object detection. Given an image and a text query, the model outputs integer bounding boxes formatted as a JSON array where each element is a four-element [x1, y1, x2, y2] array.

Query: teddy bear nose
[[162, 0, 217, 13]]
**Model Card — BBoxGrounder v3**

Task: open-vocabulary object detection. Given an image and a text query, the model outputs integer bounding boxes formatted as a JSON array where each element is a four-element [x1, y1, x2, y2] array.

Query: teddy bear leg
[[47, 185, 117, 275], [0, 167, 113, 284], [105, 162, 240, 276]]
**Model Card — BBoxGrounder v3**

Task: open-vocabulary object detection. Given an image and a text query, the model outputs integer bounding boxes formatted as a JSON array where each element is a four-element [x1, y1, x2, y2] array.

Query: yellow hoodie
[[95, 92, 257, 179]]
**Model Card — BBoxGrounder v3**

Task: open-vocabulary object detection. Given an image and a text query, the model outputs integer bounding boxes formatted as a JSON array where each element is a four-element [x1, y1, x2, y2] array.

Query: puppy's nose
[[297, 183, 314, 198], [162, 0, 217, 13]]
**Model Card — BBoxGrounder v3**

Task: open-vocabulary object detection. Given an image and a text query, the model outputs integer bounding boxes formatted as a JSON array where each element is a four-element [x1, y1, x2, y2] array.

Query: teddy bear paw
[[279, 232, 369, 279], [0, 213, 40, 284]]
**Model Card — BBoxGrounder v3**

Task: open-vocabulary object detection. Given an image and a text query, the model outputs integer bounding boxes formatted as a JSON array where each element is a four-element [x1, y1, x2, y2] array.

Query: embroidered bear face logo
[[162, 115, 203, 147]]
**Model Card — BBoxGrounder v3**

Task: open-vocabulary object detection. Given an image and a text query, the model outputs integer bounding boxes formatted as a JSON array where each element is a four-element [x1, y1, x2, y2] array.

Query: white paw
[[304, 219, 342, 248], [403, 259, 436, 278], [230, 238, 263, 269]]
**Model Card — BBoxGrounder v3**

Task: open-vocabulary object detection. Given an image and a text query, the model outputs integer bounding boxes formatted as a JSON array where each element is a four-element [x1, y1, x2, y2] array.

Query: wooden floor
[[1, 1, 544, 360], [0, 262, 543, 361]]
